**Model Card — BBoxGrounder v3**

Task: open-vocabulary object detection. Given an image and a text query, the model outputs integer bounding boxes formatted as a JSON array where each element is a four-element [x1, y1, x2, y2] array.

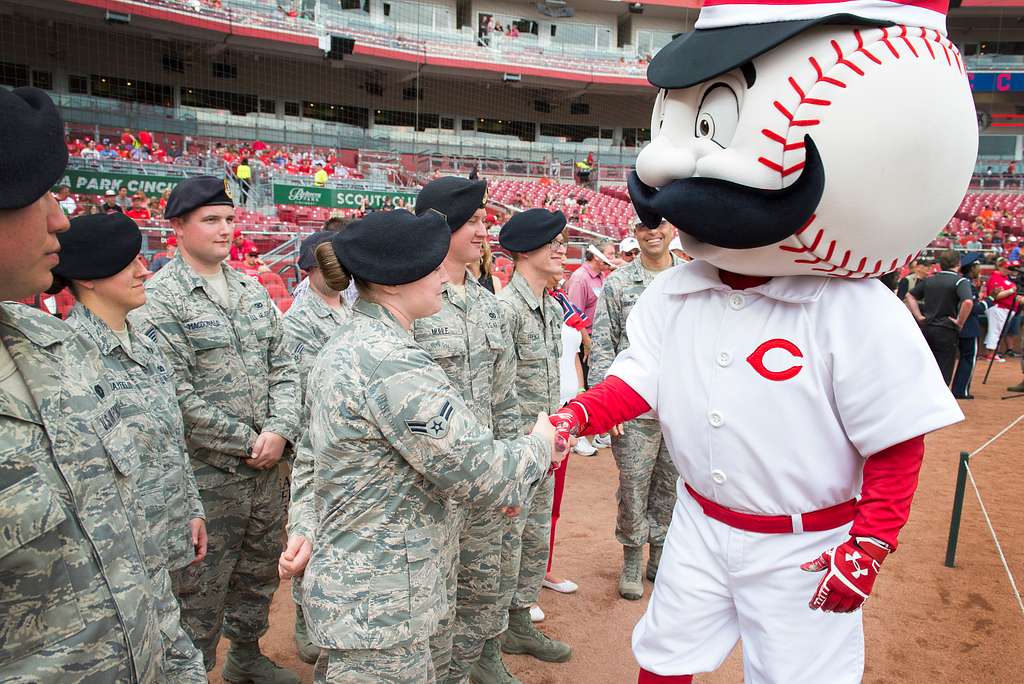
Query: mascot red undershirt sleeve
[[551, 0, 976, 682]]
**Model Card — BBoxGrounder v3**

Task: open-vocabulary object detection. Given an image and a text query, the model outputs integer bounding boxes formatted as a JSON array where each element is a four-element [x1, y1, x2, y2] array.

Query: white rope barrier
[[964, 463, 1024, 618], [968, 413, 1024, 459]]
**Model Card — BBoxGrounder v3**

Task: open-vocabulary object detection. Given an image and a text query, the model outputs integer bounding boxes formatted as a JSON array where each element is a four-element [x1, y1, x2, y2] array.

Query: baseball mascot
[[551, 0, 977, 681]]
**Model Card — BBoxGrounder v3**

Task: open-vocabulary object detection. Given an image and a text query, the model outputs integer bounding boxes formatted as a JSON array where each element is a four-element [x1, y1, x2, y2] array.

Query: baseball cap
[[104, 189, 117, 197], [619, 237, 640, 253]]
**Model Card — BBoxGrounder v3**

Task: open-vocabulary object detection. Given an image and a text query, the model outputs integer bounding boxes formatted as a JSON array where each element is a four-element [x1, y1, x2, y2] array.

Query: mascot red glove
[[801, 435, 924, 612], [802, 536, 890, 613]]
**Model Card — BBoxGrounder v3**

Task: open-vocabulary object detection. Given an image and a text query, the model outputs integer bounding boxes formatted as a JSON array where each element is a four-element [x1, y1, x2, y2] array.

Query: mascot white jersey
[[550, 0, 976, 682]]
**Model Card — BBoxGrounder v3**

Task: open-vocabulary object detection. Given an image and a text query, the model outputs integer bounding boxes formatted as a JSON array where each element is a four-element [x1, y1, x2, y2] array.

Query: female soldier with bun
[[278, 209, 560, 683], [50, 211, 207, 682]]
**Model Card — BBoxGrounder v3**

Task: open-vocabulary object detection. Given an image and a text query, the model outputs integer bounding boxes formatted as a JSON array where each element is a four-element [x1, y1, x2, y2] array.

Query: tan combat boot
[[619, 545, 644, 600], [500, 608, 571, 663], [470, 637, 522, 684], [222, 640, 300, 684]]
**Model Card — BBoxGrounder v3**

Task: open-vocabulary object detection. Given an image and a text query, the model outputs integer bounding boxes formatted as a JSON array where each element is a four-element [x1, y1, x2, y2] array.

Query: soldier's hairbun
[[315, 241, 351, 292]]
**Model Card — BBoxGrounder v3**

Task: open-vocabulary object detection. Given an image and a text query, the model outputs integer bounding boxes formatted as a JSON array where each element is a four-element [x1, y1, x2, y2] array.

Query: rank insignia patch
[[407, 400, 454, 439]]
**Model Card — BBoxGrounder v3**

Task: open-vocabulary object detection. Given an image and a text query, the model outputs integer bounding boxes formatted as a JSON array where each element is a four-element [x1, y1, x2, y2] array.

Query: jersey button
[[707, 410, 724, 427], [729, 293, 745, 310], [711, 469, 727, 485], [716, 351, 732, 367]]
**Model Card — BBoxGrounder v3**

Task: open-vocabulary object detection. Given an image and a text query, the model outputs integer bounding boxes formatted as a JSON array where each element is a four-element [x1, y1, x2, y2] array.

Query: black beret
[[331, 209, 450, 286], [0, 87, 68, 210], [164, 176, 234, 219], [415, 176, 488, 232], [299, 230, 334, 271], [499, 209, 567, 253], [53, 212, 142, 281]]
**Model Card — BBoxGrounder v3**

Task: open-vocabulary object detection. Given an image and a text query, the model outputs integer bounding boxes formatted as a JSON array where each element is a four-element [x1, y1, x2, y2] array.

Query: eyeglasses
[[547, 238, 567, 252]]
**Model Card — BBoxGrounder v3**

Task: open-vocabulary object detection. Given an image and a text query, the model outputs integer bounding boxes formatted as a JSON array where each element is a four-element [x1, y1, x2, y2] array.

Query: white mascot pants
[[632, 481, 864, 684], [985, 306, 1010, 352]]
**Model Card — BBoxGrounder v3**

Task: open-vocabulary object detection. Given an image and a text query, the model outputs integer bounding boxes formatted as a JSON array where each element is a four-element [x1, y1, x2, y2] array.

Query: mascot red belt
[[550, 0, 976, 681]]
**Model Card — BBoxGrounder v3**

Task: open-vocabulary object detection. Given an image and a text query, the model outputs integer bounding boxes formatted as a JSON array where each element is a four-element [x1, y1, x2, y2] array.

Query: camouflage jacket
[[131, 256, 300, 489], [290, 299, 549, 650], [67, 304, 203, 572], [588, 256, 681, 418], [280, 290, 348, 405], [412, 273, 519, 439], [498, 271, 563, 432], [0, 303, 162, 682]]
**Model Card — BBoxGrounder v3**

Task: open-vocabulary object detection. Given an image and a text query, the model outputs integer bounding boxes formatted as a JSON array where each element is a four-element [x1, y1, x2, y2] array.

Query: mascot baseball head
[[629, 0, 978, 277]]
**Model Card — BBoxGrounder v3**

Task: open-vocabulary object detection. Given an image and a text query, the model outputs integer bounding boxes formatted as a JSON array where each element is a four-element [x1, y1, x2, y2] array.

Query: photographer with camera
[[905, 250, 974, 386], [982, 256, 1018, 363]]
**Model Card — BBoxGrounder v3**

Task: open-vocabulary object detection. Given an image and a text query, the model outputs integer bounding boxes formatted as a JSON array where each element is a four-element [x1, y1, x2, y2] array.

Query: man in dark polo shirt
[[905, 250, 974, 385]]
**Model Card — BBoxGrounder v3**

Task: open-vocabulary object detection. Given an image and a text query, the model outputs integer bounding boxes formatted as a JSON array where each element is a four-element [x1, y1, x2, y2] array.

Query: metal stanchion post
[[945, 450, 971, 568]]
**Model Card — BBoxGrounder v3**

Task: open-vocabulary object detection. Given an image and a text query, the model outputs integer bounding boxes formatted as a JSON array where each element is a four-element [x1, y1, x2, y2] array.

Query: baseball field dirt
[[210, 361, 1024, 683]]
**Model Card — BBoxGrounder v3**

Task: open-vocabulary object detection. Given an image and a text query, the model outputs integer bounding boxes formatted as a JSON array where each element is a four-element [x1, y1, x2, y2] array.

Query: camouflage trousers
[[172, 465, 287, 670], [610, 421, 678, 548], [446, 506, 509, 683], [153, 566, 207, 682], [429, 500, 465, 680], [315, 640, 435, 683], [502, 473, 554, 610]]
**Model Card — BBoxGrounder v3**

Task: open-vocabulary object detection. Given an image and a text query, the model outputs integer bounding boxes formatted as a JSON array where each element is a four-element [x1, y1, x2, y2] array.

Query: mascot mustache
[[629, 135, 825, 250]]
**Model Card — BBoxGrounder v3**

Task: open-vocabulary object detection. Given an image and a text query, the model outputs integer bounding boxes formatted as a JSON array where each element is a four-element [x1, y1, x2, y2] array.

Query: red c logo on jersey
[[746, 338, 804, 381]]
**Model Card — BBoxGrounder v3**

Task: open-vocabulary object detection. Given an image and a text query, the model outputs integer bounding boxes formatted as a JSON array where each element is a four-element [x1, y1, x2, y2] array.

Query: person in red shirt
[[982, 257, 1017, 361], [229, 229, 257, 261], [125, 193, 152, 221], [240, 249, 263, 277]]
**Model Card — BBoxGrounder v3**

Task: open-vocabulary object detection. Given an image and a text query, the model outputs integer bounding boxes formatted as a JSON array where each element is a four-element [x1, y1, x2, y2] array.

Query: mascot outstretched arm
[[553, 1, 976, 682]]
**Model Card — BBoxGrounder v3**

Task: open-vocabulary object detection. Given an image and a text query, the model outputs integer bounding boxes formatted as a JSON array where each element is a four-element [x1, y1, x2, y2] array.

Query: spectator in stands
[[81, 139, 99, 159], [313, 162, 328, 187], [236, 157, 252, 205], [55, 185, 77, 216], [508, 23, 520, 38], [982, 256, 1017, 362], [229, 229, 257, 261], [151, 236, 177, 272], [1008, 236, 1021, 263], [115, 187, 131, 211], [101, 189, 124, 214], [966, 235, 983, 251], [896, 259, 930, 300], [904, 250, 973, 385], [468, 164, 480, 181], [125, 193, 152, 221], [240, 249, 265, 277]]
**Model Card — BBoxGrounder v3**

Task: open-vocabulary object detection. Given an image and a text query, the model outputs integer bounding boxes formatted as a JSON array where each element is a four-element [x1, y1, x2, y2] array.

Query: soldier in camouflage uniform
[[279, 210, 558, 684], [279, 230, 347, 665], [0, 87, 164, 682], [132, 177, 301, 684], [587, 218, 681, 601], [53, 212, 208, 681], [412, 177, 522, 683], [482, 209, 574, 681]]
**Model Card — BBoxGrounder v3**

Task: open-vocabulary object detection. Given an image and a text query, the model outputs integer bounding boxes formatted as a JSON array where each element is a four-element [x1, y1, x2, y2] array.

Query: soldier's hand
[[248, 431, 287, 469], [502, 506, 521, 518], [532, 412, 568, 464], [610, 423, 625, 437], [279, 534, 312, 580], [189, 518, 208, 565]]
